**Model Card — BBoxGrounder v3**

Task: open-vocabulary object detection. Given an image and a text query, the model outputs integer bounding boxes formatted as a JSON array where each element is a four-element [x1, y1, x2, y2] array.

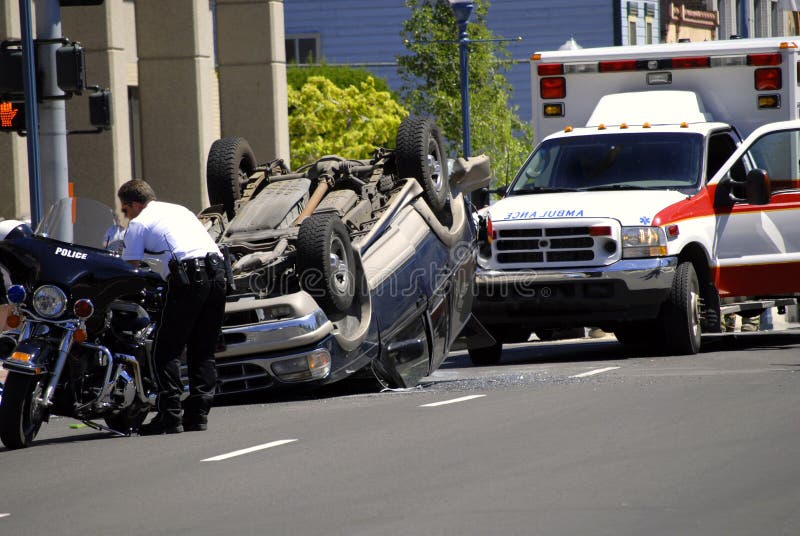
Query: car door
[[709, 120, 800, 297]]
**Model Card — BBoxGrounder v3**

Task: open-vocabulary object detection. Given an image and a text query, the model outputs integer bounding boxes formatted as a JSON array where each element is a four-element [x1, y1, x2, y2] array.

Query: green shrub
[[288, 76, 408, 165]]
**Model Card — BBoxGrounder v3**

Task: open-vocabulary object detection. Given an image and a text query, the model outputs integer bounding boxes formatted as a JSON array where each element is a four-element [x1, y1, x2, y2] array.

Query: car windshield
[[36, 197, 117, 250], [508, 132, 704, 195]]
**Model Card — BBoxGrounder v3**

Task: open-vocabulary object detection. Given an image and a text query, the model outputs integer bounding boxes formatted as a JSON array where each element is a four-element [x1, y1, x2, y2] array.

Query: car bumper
[[215, 292, 336, 394], [473, 257, 678, 327]]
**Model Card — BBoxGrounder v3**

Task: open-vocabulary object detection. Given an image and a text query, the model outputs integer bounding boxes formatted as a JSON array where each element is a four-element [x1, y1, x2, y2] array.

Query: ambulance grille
[[495, 227, 597, 265]]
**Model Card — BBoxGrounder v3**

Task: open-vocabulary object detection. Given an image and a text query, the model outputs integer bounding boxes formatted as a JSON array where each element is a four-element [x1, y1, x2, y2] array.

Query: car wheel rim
[[427, 142, 443, 193], [329, 237, 350, 294]]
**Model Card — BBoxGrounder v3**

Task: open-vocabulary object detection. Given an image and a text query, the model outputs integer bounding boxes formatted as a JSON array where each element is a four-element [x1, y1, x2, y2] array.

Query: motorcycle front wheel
[[0, 372, 47, 449]]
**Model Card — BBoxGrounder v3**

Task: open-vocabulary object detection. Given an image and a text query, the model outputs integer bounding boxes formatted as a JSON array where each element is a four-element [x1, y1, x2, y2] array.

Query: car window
[[741, 129, 800, 193]]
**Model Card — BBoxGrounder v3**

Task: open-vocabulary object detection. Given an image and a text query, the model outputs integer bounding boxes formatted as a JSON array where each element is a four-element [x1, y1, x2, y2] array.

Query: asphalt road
[[2, 331, 799, 535]]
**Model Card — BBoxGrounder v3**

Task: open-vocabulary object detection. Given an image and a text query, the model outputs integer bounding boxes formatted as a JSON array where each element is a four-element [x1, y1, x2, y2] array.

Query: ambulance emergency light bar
[[534, 47, 791, 112]]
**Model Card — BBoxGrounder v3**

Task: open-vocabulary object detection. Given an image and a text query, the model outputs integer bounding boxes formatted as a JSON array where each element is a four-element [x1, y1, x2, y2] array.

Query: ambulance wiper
[[511, 186, 579, 195], [580, 184, 649, 191]]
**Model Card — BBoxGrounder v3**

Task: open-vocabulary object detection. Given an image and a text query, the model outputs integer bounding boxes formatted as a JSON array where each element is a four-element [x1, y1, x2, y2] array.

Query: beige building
[[0, 0, 289, 220]]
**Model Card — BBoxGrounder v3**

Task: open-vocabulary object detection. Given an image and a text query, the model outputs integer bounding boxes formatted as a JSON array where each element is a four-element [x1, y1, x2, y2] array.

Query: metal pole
[[35, 0, 69, 226], [18, 0, 42, 227], [457, 19, 471, 158]]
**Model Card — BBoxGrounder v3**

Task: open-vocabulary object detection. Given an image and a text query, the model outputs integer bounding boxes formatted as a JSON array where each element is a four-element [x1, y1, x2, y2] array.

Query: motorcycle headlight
[[621, 227, 668, 258], [32, 285, 68, 318]]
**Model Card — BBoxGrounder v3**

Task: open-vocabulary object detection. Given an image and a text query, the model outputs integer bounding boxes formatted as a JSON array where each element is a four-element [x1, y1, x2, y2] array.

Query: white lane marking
[[420, 394, 486, 407], [570, 366, 620, 379], [0, 513, 10, 518], [201, 439, 298, 462]]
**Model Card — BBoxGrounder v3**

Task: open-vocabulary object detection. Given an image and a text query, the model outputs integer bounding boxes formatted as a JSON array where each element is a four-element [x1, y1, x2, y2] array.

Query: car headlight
[[621, 227, 667, 258], [32, 285, 68, 318]]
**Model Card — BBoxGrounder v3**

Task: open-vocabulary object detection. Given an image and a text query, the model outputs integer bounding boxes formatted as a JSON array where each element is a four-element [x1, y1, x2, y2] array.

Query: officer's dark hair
[[117, 179, 157, 205]]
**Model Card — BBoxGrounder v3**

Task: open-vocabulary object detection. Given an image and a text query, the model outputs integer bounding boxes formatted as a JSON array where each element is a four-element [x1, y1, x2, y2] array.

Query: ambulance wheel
[[207, 136, 257, 220], [661, 262, 702, 355], [396, 116, 449, 213]]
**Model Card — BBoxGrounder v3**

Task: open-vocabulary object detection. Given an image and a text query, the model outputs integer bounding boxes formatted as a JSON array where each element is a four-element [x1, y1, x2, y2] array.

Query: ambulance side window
[[706, 132, 739, 182], [745, 129, 800, 193]]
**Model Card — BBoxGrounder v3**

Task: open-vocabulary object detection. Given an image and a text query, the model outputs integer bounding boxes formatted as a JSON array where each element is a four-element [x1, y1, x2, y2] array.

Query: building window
[[645, 20, 653, 44], [629, 20, 637, 45], [285, 34, 320, 64]]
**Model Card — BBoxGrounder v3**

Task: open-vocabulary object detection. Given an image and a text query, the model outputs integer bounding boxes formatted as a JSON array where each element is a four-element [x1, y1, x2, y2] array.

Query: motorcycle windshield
[[36, 197, 117, 250]]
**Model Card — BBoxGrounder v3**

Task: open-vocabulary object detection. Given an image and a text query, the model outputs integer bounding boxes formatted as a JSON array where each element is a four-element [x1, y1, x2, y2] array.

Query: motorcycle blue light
[[7, 284, 26, 304]]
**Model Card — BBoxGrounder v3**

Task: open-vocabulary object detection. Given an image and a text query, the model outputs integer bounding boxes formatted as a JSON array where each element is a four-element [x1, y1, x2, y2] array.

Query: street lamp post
[[449, 0, 473, 158]]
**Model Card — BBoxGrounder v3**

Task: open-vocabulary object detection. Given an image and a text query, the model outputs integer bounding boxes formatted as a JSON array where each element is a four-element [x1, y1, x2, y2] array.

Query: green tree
[[287, 64, 392, 94], [288, 75, 408, 165], [398, 0, 532, 187]]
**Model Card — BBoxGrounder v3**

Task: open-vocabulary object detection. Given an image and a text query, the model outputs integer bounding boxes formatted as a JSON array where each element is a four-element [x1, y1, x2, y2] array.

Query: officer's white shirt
[[122, 201, 221, 278]]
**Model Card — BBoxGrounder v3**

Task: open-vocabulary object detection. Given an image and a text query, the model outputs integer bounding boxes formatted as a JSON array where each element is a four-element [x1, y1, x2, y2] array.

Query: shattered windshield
[[508, 132, 704, 195]]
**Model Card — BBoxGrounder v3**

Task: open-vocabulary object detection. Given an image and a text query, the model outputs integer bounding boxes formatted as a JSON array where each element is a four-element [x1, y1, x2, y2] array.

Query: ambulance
[[470, 37, 800, 364]]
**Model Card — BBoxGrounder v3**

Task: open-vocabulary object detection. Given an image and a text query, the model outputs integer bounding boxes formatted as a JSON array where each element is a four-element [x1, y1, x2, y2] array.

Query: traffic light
[[0, 44, 24, 96], [0, 101, 26, 132], [56, 43, 86, 94], [89, 89, 112, 130]]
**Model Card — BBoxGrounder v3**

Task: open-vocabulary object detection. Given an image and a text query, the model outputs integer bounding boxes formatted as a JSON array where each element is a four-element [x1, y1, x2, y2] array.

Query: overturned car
[[199, 117, 492, 395]]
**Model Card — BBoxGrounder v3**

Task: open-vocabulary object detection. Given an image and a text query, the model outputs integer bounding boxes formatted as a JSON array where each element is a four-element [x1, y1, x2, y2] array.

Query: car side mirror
[[450, 154, 492, 196], [744, 168, 770, 205]]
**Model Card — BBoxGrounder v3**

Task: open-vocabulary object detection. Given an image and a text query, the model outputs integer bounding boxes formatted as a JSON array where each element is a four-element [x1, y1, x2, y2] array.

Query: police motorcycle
[[0, 197, 165, 449]]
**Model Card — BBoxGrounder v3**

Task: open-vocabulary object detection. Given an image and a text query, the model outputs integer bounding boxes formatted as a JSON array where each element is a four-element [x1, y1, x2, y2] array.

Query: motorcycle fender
[[2, 340, 51, 375]]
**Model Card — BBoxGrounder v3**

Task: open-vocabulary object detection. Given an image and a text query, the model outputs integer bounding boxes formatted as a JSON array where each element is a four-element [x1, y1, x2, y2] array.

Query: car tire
[[661, 261, 702, 354], [206, 136, 257, 220], [297, 213, 357, 313], [396, 116, 449, 213]]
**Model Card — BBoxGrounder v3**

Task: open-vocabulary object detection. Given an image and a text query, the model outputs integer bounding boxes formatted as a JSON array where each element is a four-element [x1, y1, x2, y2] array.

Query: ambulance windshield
[[509, 132, 704, 195]]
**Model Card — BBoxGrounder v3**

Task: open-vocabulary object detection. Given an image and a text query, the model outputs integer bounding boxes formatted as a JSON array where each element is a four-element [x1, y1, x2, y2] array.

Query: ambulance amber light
[[779, 42, 798, 49], [537, 63, 563, 76], [540, 77, 565, 99], [748, 53, 781, 66], [599, 60, 636, 72], [755, 68, 781, 90], [758, 94, 780, 109], [543, 103, 564, 117]]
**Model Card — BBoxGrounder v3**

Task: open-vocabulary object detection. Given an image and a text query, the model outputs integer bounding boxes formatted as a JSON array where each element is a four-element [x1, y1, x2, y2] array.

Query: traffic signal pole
[[19, 0, 42, 226], [35, 0, 69, 222]]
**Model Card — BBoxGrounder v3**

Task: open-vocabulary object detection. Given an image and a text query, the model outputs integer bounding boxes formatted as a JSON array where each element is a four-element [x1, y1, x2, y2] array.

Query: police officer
[[118, 179, 226, 434]]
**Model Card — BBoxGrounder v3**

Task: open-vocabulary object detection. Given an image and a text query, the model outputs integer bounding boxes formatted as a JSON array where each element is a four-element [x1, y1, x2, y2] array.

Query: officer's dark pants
[[152, 258, 226, 425]]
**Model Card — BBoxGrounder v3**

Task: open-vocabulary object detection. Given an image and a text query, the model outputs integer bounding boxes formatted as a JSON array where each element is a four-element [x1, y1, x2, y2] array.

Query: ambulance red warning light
[[0, 101, 25, 131]]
